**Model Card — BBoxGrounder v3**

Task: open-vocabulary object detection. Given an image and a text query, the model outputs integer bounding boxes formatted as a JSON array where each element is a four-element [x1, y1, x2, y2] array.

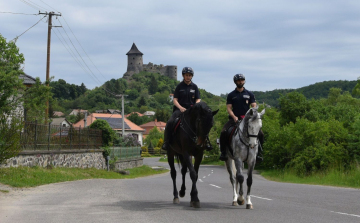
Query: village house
[[73, 113, 145, 145], [139, 119, 166, 139], [50, 117, 71, 127], [69, 109, 88, 116]]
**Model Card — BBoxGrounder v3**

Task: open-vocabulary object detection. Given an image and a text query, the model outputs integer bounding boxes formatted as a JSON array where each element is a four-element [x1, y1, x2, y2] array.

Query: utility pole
[[116, 94, 128, 137], [39, 11, 61, 123]]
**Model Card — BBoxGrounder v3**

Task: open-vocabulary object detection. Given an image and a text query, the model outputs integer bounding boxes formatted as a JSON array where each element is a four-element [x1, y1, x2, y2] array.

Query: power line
[[25, 0, 49, 12], [61, 16, 108, 81], [52, 20, 119, 97], [10, 15, 47, 42], [0, 12, 37, 15], [18, 0, 39, 10], [39, 0, 59, 13]]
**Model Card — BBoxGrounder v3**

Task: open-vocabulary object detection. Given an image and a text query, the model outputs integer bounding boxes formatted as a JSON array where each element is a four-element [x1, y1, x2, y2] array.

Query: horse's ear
[[212, 109, 219, 116], [259, 109, 265, 119]]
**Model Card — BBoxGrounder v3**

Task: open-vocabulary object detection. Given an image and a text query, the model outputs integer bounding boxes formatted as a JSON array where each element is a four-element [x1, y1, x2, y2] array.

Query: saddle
[[172, 117, 181, 134]]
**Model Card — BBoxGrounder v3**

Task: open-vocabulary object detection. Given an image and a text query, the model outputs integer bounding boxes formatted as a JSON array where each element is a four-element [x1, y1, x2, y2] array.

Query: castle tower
[[123, 43, 143, 79]]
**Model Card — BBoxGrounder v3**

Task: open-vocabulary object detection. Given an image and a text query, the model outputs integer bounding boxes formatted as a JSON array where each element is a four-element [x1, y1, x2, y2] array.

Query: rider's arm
[[173, 98, 186, 112], [250, 102, 256, 108], [196, 99, 201, 103], [227, 104, 238, 122]]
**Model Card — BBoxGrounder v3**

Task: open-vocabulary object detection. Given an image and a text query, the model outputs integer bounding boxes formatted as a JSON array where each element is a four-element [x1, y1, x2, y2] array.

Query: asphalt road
[[0, 157, 359, 223]]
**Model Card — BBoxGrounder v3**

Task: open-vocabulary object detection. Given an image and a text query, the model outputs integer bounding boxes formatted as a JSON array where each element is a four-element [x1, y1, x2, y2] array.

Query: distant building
[[140, 119, 166, 139], [143, 111, 155, 118], [50, 118, 71, 127], [14, 73, 37, 122], [69, 109, 88, 116], [95, 109, 121, 114], [73, 113, 145, 145], [122, 43, 177, 80], [53, 111, 65, 117], [125, 112, 144, 118]]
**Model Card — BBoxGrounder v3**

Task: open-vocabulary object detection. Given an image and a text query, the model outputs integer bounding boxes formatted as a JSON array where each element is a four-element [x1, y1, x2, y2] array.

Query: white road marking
[[208, 174, 211, 176], [203, 176, 206, 178], [199, 179, 203, 182], [330, 211, 360, 218], [251, 195, 272, 200], [210, 184, 221, 188]]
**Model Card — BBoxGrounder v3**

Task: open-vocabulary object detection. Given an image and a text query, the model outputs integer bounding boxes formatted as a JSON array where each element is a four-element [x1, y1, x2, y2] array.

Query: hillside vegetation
[[50, 72, 225, 123]]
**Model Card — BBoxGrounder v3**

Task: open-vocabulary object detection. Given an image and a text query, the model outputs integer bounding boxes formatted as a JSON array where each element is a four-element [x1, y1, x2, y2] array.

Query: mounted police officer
[[162, 67, 212, 151], [219, 73, 264, 162]]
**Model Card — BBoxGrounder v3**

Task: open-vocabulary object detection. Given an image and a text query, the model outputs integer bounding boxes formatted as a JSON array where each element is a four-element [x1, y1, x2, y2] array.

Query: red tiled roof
[[73, 113, 145, 132]]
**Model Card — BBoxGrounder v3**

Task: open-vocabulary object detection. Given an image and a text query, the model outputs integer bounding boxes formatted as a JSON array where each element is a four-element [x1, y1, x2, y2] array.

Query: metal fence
[[20, 121, 102, 151], [110, 147, 142, 160]]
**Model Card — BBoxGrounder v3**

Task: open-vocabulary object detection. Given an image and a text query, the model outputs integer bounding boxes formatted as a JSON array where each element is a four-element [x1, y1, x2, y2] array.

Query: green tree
[[352, 77, 360, 97], [23, 77, 53, 122], [279, 92, 310, 125], [148, 75, 158, 94], [144, 127, 164, 148], [138, 96, 147, 107], [0, 34, 25, 164], [89, 119, 115, 146]]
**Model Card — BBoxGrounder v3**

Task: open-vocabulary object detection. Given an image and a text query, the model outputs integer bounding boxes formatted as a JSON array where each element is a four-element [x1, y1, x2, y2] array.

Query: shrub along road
[[0, 158, 359, 223]]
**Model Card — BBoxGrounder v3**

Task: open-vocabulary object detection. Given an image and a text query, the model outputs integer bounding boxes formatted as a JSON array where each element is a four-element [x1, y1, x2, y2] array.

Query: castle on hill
[[122, 43, 177, 80]]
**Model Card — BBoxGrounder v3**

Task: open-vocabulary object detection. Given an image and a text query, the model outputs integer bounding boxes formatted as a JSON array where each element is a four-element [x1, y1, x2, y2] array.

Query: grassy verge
[[0, 165, 168, 188], [260, 164, 360, 189]]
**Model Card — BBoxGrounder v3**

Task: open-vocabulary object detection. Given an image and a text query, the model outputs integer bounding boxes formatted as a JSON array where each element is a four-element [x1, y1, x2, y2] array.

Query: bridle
[[235, 115, 261, 161], [179, 111, 211, 147]]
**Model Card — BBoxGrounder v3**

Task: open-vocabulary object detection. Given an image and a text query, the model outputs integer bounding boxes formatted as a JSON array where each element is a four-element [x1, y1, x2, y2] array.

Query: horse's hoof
[[237, 199, 245, 205], [173, 198, 180, 204], [246, 204, 253, 209], [232, 201, 238, 206], [190, 201, 201, 208], [179, 190, 185, 198]]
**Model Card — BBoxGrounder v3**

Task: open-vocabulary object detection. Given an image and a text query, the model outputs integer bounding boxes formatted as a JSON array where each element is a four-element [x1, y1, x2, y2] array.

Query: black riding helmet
[[182, 67, 194, 76], [233, 73, 245, 83]]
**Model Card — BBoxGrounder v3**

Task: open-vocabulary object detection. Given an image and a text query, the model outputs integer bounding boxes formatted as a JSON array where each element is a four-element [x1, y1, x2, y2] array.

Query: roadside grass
[[0, 165, 168, 188], [260, 163, 360, 189]]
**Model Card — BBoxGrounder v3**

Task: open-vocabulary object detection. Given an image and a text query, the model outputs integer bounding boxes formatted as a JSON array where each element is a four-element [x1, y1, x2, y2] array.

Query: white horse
[[224, 106, 265, 209]]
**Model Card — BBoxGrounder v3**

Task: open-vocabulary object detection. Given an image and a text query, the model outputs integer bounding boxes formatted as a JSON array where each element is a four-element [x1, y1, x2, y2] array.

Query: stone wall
[[114, 158, 143, 170], [0, 149, 106, 169]]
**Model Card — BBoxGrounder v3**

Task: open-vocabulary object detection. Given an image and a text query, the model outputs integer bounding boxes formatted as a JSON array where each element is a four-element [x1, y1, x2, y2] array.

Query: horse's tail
[[174, 154, 181, 169]]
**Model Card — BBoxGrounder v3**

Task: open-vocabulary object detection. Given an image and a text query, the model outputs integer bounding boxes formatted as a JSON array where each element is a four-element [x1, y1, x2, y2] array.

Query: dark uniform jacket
[[226, 87, 256, 119], [173, 81, 200, 112]]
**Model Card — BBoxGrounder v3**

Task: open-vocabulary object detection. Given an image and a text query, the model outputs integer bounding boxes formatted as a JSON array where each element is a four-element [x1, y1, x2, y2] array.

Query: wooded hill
[[253, 80, 357, 107], [50, 71, 225, 123]]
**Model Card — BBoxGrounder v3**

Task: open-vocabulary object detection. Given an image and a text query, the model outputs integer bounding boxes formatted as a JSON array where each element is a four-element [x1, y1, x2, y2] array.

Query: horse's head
[[244, 106, 265, 149], [190, 101, 218, 147]]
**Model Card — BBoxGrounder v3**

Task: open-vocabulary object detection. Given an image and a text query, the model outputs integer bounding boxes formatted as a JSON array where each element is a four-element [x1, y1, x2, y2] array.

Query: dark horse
[[166, 101, 218, 208]]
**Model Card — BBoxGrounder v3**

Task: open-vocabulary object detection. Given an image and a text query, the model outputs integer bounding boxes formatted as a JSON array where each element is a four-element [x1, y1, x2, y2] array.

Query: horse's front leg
[[246, 159, 256, 209], [167, 151, 179, 204], [183, 152, 200, 208], [234, 158, 245, 205], [225, 159, 238, 206], [178, 155, 187, 198]]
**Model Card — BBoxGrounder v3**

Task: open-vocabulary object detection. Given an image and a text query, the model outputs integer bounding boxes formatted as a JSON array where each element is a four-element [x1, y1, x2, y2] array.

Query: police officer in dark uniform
[[162, 67, 201, 150], [219, 74, 264, 162]]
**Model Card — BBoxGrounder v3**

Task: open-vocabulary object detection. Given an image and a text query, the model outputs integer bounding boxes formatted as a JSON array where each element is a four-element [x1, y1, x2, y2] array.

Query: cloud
[[1, 0, 359, 96]]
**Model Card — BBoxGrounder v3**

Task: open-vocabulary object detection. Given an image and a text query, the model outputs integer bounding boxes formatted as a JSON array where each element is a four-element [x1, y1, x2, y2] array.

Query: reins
[[235, 116, 259, 162]]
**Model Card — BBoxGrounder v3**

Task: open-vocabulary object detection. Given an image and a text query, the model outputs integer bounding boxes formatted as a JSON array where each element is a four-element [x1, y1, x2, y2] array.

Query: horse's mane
[[185, 101, 210, 115]]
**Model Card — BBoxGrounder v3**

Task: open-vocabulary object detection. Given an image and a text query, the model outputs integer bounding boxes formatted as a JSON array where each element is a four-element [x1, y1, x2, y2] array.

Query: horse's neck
[[238, 119, 249, 142]]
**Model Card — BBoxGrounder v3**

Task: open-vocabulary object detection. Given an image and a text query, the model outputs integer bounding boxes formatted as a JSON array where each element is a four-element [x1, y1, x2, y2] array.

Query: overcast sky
[[1, 0, 359, 96]]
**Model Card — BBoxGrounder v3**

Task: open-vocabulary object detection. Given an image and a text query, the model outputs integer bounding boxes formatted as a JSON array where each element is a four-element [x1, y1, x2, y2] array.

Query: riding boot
[[205, 137, 213, 151], [219, 131, 228, 161], [162, 125, 172, 151], [256, 146, 263, 163], [256, 129, 264, 163]]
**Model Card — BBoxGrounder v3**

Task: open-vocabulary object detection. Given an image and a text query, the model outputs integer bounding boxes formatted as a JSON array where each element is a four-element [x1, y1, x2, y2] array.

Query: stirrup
[[219, 153, 228, 161]]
